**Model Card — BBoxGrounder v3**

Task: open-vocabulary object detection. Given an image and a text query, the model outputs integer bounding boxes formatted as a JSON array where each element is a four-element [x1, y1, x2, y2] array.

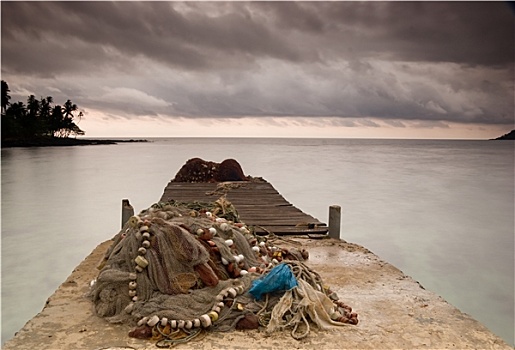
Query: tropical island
[[1, 80, 146, 148], [492, 129, 515, 140]]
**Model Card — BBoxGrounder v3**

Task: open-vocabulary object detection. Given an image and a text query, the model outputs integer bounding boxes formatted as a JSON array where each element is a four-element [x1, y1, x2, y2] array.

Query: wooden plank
[[237, 208, 315, 214], [159, 179, 327, 235], [239, 217, 323, 223], [253, 226, 328, 235]]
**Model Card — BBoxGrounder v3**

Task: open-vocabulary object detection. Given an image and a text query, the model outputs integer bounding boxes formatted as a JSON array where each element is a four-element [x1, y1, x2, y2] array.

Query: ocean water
[[1, 138, 513, 345]]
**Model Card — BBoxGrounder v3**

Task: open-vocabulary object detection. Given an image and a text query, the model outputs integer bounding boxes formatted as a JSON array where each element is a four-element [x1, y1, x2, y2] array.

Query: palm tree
[[49, 104, 64, 137], [1, 80, 11, 114], [26, 95, 44, 136], [63, 99, 78, 118], [27, 95, 40, 116], [39, 96, 53, 136], [61, 99, 84, 138], [8, 101, 26, 116], [2, 101, 27, 139]]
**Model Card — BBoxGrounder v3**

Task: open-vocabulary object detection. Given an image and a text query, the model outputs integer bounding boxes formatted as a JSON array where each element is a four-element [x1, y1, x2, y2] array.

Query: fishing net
[[172, 158, 249, 183], [89, 197, 358, 348]]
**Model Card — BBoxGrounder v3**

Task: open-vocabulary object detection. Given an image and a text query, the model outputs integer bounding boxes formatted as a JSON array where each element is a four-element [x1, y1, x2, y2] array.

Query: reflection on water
[[1, 138, 513, 345]]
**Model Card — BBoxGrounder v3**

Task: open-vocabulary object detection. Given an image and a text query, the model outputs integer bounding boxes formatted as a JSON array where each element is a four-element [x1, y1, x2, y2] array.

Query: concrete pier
[[3, 237, 510, 350], [3, 180, 511, 349]]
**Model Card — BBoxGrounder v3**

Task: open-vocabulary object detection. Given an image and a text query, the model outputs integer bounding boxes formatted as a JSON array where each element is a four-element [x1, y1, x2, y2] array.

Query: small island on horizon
[[492, 129, 515, 140]]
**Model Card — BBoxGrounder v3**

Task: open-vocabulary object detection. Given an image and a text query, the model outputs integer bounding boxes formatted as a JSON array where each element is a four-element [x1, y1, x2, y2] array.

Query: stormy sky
[[1, 1, 514, 138]]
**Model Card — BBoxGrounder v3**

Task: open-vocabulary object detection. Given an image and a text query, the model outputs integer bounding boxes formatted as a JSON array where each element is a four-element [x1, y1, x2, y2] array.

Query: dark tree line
[[1, 80, 85, 141]]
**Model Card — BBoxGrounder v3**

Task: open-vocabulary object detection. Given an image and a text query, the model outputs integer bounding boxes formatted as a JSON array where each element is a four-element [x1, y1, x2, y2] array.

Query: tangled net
[[172, 158, 250, 183], [89, 198, 357, 348]]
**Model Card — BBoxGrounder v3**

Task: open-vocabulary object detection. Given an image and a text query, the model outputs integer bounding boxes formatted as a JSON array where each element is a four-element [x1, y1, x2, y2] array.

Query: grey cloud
[[2, 1, 304, 75], [316, 1, 514, 67], [255, 2, 326, 33], [1, 1, 513, 126], [383, 119, 407, 128], [3, 2, 512, 75]]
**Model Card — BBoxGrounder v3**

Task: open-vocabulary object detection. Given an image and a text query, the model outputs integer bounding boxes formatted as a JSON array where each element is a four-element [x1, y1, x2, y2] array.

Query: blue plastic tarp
[[249, 263, 298, 300]]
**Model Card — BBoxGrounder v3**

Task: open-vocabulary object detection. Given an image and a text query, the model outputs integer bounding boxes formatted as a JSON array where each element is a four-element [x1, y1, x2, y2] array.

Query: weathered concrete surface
[[4, 237, 511, 350]]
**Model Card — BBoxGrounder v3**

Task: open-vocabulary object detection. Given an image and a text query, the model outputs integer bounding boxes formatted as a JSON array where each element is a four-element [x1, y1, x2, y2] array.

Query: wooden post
[[121, 199, 134, 228], [328, 205, 341, 239]]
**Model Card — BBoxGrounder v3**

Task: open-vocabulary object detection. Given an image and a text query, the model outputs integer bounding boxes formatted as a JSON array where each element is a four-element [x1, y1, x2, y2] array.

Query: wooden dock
[[160, 180, 329, 235]]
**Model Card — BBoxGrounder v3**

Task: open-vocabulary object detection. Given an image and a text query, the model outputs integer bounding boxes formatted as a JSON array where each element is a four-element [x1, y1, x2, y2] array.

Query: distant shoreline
[[491, 129, 515, 140], [1, 138, 148, 148]]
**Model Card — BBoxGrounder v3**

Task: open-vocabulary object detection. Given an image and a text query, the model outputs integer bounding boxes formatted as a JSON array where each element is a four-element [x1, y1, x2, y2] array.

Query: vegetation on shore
[[1, 81, 146, 148], [2, 80, 85, 141]]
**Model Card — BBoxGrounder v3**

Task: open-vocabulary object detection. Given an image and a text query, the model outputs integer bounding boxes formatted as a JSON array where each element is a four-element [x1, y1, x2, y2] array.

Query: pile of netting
[[89, 198, 358, 348]]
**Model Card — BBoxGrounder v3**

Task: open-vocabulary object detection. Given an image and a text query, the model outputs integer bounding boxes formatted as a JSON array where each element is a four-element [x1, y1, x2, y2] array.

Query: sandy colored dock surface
[[3, 236, 510, 350]]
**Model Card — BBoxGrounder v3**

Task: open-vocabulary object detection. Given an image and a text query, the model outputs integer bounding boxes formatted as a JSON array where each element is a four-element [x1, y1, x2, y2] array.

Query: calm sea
[[1, 138, 514, 345]]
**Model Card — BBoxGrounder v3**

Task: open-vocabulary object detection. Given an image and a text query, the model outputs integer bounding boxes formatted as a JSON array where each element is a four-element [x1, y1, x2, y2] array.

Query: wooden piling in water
[[121, 199, 134, 228], [328, 205, 341, 239]]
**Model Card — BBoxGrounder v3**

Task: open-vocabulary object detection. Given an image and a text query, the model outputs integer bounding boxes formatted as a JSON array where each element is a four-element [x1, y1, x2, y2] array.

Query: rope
[[291, 311, 310, 340], [155, 327, 205, 348], [262, 260, 356, 339]]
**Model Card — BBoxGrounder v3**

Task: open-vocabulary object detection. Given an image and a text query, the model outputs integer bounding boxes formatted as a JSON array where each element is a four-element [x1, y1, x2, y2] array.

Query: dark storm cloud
[[3, 2, 512, 71], [311, 1, 514, 67], [2, 1, 304, 74], [1, 1, 513, 125]]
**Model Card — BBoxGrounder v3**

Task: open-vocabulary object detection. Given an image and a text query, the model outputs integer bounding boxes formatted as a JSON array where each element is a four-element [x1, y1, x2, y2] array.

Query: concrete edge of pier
[[3, 235, 511, 350]]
